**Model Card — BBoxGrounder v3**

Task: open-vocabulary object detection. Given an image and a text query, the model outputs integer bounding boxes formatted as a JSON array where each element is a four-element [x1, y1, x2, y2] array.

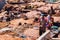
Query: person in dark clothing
[[39, 21, 46, 36], [5, 6, 13, 12], [51, 6, 54, 13], [39, 26, 46, 36], [39, 27, 43, 36], [48, 6, 55, 15], [6, 17, 10, 22]]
